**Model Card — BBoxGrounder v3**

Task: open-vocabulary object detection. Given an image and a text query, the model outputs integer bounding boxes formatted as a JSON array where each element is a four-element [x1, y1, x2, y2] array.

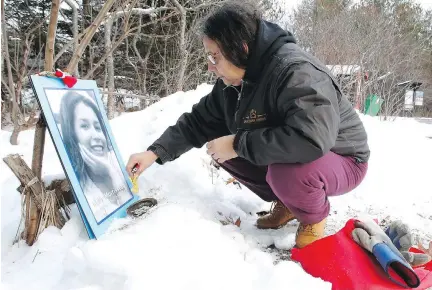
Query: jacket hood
[[244, 20, 296, 82]]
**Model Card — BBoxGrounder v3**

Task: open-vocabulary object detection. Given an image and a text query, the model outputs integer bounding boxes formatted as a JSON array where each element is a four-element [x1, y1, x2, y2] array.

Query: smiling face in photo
[[74, 102, 107, 157]]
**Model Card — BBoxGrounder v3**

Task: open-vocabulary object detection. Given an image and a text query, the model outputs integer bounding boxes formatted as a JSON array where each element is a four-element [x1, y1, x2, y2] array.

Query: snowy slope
[[1, 83, 432, 290]]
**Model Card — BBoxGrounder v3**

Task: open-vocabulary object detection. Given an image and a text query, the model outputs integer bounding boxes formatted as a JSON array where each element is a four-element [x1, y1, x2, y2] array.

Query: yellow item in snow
[[131, 175, 139, 193]]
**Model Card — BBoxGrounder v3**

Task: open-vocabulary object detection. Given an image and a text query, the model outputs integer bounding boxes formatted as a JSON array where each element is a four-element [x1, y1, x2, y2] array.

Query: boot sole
[[256, 217, 297, 230]]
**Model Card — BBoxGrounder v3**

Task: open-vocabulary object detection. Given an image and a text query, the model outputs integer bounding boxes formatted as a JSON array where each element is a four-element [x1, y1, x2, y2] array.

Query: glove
[[352, 218, 420, 288], [386, 220, 432, 267], [418, 241, 432, 257]]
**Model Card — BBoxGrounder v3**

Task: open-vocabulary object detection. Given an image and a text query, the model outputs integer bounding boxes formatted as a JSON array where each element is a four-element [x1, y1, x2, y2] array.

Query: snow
[[1, 83, 432, 290], [104, 7, 169, 25]]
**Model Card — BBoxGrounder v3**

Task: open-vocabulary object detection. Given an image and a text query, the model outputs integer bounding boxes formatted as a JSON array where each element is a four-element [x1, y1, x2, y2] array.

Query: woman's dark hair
[[59, 91, 111, 186], [202, 1, 261, 68]]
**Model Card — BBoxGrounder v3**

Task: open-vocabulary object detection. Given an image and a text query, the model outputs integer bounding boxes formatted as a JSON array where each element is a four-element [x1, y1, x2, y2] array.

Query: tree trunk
[[10, 129, 21, 145], [44, 0, 59, 73], [132, 16, 154, 96], [105, 17, 115, 119], [1, 0, 19, 145], [27, 0, 60, 246], [64, 0, 79, 76], [10, 34, 36, 145], [31, 118, 46, 180], [171, 0, 187, 92], [82, 0, 92, 76], [16, 35, 34, 112], [32, 0, 60, 180]]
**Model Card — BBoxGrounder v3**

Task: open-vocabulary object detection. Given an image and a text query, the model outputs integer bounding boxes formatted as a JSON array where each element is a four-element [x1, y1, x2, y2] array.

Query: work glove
[[352, 218, 420, 288], [385, 220, 432, 267]]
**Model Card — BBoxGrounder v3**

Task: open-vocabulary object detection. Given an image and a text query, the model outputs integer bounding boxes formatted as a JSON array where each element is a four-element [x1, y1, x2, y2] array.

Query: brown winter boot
[[295, 218, 327, 248], [256, 200, 296, 229]]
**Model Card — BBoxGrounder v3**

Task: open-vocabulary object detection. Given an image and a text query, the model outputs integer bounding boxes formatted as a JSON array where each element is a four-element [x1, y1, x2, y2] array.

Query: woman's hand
[[79, 144, 112, 177], [126, 151, 158, 177], [206, 135, 238, 163]]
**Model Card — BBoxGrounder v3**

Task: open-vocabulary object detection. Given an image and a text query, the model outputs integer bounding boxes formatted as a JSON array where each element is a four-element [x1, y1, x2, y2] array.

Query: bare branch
[[66, 0, 116, 73], [1, 0, 18, 133], [83, 11, 178, 79]]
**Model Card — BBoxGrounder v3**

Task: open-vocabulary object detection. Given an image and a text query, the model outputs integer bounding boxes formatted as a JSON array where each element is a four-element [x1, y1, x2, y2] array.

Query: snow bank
[[1, 83, 431, 290]]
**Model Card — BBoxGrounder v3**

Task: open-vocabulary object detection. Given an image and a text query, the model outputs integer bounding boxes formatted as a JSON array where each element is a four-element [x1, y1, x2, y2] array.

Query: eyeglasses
[[207, 52, 220, 65]]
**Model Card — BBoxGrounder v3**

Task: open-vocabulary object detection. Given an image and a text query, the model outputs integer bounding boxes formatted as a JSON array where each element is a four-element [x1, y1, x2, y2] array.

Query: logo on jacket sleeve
[[243, 109, 267, 124]]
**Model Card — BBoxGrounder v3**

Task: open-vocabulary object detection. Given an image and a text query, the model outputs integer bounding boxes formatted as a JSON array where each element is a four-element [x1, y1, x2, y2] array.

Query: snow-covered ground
[[1, 83, 432, 290]]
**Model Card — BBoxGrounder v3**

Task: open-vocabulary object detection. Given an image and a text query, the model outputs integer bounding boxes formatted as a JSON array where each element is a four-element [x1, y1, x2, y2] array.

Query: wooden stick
[[3, 154, 44, 209], [26, 195, 40, 246], [31, 117, 46, 180], [25, 0, 61, 246]]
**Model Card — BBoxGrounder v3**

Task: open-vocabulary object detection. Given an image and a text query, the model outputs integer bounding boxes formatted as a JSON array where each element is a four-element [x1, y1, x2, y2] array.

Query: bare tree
[[66, 0, 116, 73], [291, 0, 432, 118], [103, 6, 172, 118], [105, 16, 116, 118], [1, 0, 19, 143], [32, 0, 60, 181], [171, 0, 188, 92]]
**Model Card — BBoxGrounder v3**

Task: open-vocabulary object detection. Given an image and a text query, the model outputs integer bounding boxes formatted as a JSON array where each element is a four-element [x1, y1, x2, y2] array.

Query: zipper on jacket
[[234, 80, 244, 126]]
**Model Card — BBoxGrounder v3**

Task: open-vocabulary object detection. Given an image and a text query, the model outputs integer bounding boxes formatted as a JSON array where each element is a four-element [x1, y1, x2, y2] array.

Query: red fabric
[[54, 69, 77, 88], [62, 75, 77, 88], [291, 219, 432, 290], [54, 69, 64, 78], [409, 247, 432, 271]]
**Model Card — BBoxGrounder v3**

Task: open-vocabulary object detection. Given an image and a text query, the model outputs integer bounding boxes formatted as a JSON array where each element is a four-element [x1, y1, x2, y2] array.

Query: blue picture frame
[[29, 75, 139, 239]]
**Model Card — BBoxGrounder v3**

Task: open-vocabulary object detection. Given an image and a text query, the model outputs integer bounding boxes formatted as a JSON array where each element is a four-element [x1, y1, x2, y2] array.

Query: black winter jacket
[[148, 20, 370, 166]]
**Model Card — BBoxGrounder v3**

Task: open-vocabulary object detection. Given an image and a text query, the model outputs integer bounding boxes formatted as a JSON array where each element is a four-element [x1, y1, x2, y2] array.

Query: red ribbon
[[54, 69, 77, 88]]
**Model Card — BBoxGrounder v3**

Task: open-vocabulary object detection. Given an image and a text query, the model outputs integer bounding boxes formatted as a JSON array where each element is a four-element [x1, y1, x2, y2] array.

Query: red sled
[[291, 219, 432, 290]]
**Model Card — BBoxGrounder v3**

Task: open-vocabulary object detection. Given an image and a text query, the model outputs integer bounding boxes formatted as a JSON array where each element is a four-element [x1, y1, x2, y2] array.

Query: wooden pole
[[32, 0, 60, 179], [26, 0, 60, 246]]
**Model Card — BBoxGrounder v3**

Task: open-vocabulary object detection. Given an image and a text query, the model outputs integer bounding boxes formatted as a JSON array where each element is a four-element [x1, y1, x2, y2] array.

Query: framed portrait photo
[[29, 75, 139, 239]]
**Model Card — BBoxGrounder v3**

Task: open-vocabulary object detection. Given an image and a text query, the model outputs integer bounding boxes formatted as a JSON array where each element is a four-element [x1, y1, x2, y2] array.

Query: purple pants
[[219, 152, 368, 224]]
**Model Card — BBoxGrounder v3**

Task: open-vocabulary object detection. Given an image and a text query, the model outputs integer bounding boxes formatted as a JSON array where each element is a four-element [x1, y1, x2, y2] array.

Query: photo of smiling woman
[[47, 89, 133, 223]]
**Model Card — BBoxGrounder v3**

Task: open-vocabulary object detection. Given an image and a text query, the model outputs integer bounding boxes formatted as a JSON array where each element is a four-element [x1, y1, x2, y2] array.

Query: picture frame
[[29, 75, 139, 239]]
